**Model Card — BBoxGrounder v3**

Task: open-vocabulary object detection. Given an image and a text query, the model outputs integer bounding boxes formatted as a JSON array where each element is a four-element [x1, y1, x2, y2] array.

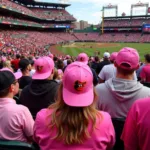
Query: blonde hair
[[48, 83, 102, 145], [3, 60, 11, 68], [3, 61, 13, 71]]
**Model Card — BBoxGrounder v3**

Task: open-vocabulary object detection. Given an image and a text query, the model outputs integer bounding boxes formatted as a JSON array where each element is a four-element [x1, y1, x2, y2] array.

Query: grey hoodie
[[96, 77, 150, 118]]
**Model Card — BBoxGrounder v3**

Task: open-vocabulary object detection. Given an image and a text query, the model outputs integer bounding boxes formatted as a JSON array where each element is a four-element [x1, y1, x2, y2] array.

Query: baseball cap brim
[[63, 87, 94, 107], [0, 68, 22, 80], [32, 71, 51, 80], [14, 72, 22, 80], [79, 60, 88, 65]]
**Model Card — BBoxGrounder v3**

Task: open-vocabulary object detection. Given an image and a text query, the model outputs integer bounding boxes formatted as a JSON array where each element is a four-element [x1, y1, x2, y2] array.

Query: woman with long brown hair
[[34, 61, 115, 150]]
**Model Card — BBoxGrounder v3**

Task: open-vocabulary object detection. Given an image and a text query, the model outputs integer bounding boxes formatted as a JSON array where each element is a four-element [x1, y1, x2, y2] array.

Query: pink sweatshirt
[[34, 109, 115, 150], [121, 98, 150, 150]]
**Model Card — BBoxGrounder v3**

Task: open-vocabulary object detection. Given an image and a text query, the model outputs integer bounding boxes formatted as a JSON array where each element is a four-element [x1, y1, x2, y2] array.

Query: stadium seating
[[96, 33, 113, 42], [0, 0, 38, 18], [31, 8, 76, 21], [0, 0, 76, 21], [103, 18, 150, 27], [0, 0, 150, 52], [0, 15, 40, 26], [54, 33, 77, 41], [112, 33, 127, 42], [125, 33, 141, 42], [0, 30, 66, 56], [140, 34, 150, 43]]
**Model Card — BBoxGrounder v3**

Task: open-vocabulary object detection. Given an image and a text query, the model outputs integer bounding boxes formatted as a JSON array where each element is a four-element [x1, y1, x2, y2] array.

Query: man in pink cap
[[19, 57, 59, 117], [77, 53, 89, 65], [96, 47, 150, 118], [140, 54, 150, 83], [96, 47, 150, 150], [0, 69, 34, 142]]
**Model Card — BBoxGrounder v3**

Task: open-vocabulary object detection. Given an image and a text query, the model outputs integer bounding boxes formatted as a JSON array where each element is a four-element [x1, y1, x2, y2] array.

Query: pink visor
[[0, 68, 22, 80]]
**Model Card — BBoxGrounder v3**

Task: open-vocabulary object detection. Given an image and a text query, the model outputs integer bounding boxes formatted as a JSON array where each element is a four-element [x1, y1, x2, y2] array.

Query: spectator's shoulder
[[21, 84, 30, 93], [14, 104, 30, 115], [142, 84, 150, 92], [99, 111, 111, 119], [96, 82, 106, 90], [35, 108, 53, 122], [96, 111, 112, 127]]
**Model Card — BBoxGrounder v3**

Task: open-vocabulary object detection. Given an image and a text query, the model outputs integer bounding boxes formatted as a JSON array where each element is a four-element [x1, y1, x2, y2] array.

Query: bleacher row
[[0, 15, 75, 28], [0, 0, 76, 21], [103, 18, 150, 27], [74, 33, 150, 42]]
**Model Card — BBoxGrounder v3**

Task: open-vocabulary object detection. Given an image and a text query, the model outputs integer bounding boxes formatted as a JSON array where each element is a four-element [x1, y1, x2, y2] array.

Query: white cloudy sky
[[36, 0, 150, 24]]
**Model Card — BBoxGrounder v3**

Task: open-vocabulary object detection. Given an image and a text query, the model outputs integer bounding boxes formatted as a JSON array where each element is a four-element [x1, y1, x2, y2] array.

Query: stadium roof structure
[[12, 0, 70, 8], [104, 15, 150, 19]]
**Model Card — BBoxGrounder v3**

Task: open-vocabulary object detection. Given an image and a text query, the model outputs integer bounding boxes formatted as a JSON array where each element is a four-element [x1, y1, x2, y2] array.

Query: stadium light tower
[[101, 8, 104, 34]]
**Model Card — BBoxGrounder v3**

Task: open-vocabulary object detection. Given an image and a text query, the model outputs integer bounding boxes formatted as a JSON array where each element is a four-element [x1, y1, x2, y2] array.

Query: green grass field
[[57, 42, 150, 61]]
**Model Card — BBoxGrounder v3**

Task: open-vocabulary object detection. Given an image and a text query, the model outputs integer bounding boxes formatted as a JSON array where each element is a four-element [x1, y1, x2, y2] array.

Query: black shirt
[[91, 62, 99, 73], [19, 80, 59, 117], [19, 76, 32, 89], [96, 60, 110, 75]]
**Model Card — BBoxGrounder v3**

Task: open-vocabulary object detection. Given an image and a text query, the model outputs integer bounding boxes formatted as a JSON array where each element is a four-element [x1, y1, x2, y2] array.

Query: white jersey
[[99, 64, 137, 81]]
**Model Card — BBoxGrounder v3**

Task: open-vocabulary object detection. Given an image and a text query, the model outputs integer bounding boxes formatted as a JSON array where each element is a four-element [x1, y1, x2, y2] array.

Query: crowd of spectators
[[0, 0, 39, 18], [31, 8, 76, 21], [1, 1, 150, 149], [1, 30, 150, 53], [0, 15, 40, 26], [0, 30, 66, 57], [140, 34, 150, 43], [0, 47, 150, 150], [74, 33, 150, 43]]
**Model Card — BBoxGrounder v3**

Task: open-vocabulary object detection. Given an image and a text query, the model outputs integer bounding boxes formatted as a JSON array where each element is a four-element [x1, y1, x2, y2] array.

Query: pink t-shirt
[[140, 64, 150, 82], [0, 98, 34, 142], [121, 98, 150, 150], [34, 109, 115, 150]]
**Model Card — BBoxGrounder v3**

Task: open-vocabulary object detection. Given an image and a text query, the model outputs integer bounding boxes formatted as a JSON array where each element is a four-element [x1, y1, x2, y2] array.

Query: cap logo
[[74, 80, 86, 91], [37, 66, 43, 72], [80, 57, 84, 61]]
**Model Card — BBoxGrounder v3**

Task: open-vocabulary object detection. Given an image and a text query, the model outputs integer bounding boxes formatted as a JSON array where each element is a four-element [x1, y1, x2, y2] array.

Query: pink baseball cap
[[110, 52, 118, 61], [0, 68, 22, 80], [63, 62, 93, 107], [115, 47, 139, 70], [32, 56, 54, 80], [77, 53, 89, 64]]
